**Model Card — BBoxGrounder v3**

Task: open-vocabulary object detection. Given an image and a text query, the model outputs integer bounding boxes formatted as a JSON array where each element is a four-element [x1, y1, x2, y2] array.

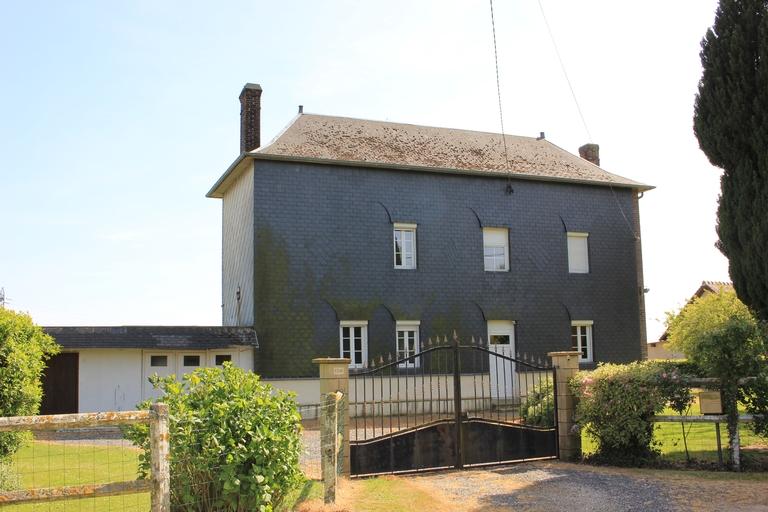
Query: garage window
[[150, 355, 168, 367], [215, 354, 232, 365], [183, 355, 201, 367]]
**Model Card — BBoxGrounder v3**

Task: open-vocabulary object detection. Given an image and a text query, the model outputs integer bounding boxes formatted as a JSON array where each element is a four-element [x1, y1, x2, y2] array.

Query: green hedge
[[0, 309, 59, 458], [126, 364, 303, 512], [570, 361, 693, 463]]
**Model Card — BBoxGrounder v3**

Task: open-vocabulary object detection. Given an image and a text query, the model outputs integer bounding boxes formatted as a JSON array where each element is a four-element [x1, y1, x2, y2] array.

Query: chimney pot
[[298, 105, 303, 114], [536, 131, 545, 140], [578, 143, 600, 166], [239, 83, 262, 153]]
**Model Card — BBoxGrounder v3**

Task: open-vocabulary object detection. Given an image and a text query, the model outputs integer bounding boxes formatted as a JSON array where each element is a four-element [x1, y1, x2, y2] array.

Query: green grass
[[277, 479, 323, 511], [3, 440, 149, 511], [581, 396, 768, 468], [2, 440, 323, 512]]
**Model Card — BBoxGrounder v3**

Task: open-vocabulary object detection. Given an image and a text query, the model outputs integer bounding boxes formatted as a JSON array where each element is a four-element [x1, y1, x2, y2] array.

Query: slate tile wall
[[250, 161, 644, 377]]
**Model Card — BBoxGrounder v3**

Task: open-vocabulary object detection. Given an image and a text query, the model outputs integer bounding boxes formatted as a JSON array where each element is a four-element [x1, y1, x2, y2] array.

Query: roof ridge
[[293, 112, 541, 141]]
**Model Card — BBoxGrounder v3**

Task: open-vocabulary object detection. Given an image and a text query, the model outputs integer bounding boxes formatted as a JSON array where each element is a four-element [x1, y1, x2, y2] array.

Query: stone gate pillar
[[313, 358, 350, 475], [548, 351, 582, 460]]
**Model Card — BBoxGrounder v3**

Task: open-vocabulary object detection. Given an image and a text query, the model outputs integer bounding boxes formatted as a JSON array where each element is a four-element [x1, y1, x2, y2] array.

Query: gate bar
[[452, 332, 464, 469]]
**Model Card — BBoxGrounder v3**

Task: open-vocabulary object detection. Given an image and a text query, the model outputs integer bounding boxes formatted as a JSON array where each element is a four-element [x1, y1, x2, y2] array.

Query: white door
[[487, 321, 516, 400], [176, 352, 205, 377], [143, 352, 175, 400]]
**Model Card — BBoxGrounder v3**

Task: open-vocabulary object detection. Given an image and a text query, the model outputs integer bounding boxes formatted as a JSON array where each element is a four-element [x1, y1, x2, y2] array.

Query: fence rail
[[0, 405, 170, 511]]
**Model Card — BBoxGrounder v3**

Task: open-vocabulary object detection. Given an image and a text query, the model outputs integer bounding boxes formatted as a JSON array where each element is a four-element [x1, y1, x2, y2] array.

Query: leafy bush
[[521, 379, 554, 427], [0, 309, 59, 458], [125, 364, 303, 512], [570, 361, 693, 463]]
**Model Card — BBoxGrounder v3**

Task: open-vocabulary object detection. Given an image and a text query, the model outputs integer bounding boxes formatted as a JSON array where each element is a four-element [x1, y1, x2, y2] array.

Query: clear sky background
[[0, 0, 728, 341]]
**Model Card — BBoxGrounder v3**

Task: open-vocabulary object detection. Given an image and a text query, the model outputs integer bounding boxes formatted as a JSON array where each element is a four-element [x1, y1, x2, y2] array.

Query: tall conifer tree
[[694, 0, 768, 321]]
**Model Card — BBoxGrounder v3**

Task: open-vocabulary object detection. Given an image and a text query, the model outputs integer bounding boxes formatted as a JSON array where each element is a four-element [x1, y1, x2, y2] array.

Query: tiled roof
[[43, 326, 258, 350], [698, 281, 734, 296], [253, 114, 651, 190], [657, 280, 734, 342]]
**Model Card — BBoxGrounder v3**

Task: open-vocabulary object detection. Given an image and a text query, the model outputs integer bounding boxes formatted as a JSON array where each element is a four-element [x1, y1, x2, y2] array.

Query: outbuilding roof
[[43, 326, 258, 350], [208, 113, 652, 197]]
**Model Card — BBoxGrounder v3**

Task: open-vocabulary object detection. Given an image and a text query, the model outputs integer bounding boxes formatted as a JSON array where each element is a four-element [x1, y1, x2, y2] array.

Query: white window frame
[[395, 320, 420, 368], [393, 223, 417, 269], [567, 232, 590, 274], [571, 320, 594, 363], [340, 320, 369, 369], [483, 227, 509, 272]]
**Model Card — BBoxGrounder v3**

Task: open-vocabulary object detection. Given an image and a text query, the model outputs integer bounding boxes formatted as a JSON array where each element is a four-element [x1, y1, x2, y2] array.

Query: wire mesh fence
[[298, 403, 322, 481], [1, 427, 150, 511], [653, 419, 768, 468]]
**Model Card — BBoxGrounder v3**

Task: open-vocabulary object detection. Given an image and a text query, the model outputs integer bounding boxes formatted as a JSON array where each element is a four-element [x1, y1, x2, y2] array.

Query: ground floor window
[[571, 321, 594, 363], [340, 321, 368, 368], [396, 321, 420, 367]]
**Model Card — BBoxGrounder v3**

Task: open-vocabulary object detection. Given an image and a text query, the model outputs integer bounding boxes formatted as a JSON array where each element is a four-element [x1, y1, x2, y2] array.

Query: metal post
[[715, 422, 723, 466], [452, 332, 463, 469], [149, 403, 171, 512]]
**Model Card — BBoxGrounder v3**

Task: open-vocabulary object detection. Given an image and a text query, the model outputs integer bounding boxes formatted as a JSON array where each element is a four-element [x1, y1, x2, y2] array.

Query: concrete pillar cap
[[313, 358, 351, 364]]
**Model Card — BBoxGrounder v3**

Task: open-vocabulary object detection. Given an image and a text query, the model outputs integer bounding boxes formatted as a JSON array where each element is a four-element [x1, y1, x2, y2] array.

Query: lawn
[[2, 440, 323, 512], [581, 395, 768, 468], [3, 440, 149, 511]]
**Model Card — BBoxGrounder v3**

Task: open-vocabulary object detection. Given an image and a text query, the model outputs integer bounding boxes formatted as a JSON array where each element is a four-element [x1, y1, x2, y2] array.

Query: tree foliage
[[0, 309, 59, 458], [125, 364, 303, 512], [693, 0, 768, 322], [666, 289, 768, 468]]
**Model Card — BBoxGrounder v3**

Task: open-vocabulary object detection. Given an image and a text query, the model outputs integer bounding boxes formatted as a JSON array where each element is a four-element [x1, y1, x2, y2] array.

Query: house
[[40, 326, 257, 414], [206, 83, 652, 395], [40, 82, 652, 412], [647, 280, 733, 360]]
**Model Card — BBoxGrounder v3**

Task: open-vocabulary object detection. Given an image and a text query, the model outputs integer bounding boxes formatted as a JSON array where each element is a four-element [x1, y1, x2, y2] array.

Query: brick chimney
[[578, 143, 600, 166], [239, 83, 262, 153]]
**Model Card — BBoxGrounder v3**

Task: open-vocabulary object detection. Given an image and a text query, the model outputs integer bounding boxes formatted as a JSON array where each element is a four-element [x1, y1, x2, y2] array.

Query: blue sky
[[1, 0, 726, 339]]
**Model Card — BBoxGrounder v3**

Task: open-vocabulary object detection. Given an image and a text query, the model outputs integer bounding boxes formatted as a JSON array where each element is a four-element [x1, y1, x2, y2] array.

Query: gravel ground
[[407, 461, 679, 512]]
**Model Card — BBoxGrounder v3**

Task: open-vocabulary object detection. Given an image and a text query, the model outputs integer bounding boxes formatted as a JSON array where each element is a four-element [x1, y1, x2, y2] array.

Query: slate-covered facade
[[208, 83, 653, 378]]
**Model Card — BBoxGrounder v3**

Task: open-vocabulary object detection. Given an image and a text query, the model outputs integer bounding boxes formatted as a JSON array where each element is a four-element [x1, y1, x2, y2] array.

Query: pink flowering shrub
[[570, 361, 693, 462]]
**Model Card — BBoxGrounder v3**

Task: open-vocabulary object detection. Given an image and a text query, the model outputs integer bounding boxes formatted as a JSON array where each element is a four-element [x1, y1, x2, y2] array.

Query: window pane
[[568, 235, 589, 273], [183, 355, 200, 367], [150, 355, 167, 367], [215, 354, 232, 365]]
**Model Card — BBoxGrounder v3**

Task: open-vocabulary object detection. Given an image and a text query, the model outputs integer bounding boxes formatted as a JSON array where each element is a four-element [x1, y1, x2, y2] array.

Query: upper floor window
[[340, 321, 368, 369], [396, 321, 420, 367], [483, 227, 509, 272], [571, 321, 593, 363], [567, 232, 589, 273], [393, 223, 417, 269]]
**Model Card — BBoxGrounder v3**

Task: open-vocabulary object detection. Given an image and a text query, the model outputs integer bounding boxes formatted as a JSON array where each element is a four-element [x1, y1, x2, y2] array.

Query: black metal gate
[[349, 333, 557, 476]]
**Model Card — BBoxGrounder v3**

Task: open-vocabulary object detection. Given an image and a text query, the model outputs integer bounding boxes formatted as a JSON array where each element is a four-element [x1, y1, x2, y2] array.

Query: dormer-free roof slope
[[208, 113, 652, 197]]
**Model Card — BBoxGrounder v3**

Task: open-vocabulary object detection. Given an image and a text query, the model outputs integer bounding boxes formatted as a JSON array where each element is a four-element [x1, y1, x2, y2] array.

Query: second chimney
[[578, 143, 600, 166], [240, 83, 262, 153]]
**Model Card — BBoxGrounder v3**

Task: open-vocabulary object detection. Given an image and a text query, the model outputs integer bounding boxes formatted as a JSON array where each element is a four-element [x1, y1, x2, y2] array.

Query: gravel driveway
[[403, 461, 768, 512], [406, 461, 677, 512]]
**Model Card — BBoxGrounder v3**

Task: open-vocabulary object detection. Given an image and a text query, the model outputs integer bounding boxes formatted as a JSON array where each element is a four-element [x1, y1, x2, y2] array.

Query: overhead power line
[[537, 0, 593, 142]]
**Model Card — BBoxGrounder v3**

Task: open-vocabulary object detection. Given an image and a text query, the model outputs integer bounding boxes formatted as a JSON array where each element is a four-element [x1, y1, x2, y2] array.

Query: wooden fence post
[[548, 351, 582, 460], [150, 403, 171, 512], [320, 392, 342, 504]]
